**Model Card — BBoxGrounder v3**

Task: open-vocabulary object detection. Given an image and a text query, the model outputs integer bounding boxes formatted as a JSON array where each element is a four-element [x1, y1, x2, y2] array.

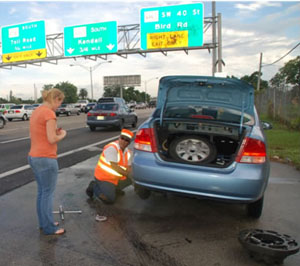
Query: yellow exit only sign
[[2, 48, 47, 63]]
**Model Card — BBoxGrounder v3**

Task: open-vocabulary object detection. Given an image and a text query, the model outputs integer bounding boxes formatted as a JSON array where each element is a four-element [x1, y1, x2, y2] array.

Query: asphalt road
[[1, 108, 300, 265], [0, 108, 153, 196]]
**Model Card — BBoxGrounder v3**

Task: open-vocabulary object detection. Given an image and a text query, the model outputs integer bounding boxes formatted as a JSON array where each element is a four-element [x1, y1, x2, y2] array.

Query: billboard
[[104, 75, 141, 86]]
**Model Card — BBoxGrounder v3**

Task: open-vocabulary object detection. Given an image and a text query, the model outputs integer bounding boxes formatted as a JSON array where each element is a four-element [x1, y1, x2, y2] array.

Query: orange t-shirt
[[29, 105, 58, 158]]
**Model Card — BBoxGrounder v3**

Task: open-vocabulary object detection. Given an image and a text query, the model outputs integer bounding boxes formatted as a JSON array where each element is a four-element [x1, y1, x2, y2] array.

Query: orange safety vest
[[94, 140, 131, 185]]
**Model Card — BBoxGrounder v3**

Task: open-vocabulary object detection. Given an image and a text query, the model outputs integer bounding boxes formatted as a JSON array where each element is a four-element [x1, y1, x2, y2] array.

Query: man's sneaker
[[86, 181, 96, 199]]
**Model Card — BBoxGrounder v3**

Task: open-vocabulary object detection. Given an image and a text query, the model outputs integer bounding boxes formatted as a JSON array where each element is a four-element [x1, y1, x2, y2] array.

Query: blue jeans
[[93, 177, 132, 203], [28, 156, 58, 234]]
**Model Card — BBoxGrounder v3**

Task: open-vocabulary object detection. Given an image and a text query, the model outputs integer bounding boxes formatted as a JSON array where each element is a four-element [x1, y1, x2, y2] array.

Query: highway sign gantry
[[1, 20, 47, 63], [64, 21, 118, 57], [140, 3, 204, 50]]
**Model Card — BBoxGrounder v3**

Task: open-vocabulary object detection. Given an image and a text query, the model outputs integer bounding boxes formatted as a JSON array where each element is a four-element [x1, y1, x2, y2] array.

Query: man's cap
[[120, 129, 134, 140]]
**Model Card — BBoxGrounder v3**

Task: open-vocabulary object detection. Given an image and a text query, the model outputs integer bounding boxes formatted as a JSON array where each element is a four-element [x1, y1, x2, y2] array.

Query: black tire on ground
[[0, 118, 4, 129], [118, 120, 124, 131], [22, 114, 28, 121], [67, 111, 71, 116], [77, 111, 80, 115], [134, 185, 151, 200], [56, 113, 59, 117], [89, 126, 96, 131], [8, 118, 12, 121], [247, 196, 264, 219], [169, 135, 217, 164], [132, 118, 137, 128]]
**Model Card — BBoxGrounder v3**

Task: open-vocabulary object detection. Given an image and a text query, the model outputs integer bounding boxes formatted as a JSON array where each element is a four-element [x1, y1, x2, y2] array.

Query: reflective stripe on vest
[[94, 141, 130, 185]]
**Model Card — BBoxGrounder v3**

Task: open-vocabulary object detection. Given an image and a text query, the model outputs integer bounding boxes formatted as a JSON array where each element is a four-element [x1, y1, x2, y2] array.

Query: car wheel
[[67, 111, 71, 116], [247, 196, 264, 219], [56, 113, 59, 117], [169, 135, 217, 164], [8, 118, 12, 121], [22, 114, 28, 121], [118, 120, 124, 130], [77, 111, 80, 115], [132, 118, 137, 128], [89, 126, 96, 131], [134, 184, 151, 200], [0, 118, 4, 129]]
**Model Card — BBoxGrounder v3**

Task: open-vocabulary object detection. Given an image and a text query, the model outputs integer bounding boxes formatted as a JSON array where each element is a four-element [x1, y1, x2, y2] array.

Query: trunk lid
[[157, 76, 254, 126]]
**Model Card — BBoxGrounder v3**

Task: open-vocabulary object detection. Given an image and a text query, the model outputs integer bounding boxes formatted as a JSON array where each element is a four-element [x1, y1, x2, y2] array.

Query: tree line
[[1, 56, 299, 104]]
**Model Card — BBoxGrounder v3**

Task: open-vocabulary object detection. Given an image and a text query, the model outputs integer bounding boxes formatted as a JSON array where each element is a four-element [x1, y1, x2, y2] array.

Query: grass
[[260, 115, 300, 170]]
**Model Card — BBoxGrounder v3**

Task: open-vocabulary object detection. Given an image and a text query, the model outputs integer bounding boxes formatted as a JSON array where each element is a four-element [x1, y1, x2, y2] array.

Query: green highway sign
[[1, 20, 47, 62], [140, 3, 204, 50], [64, 21, 118, 57]]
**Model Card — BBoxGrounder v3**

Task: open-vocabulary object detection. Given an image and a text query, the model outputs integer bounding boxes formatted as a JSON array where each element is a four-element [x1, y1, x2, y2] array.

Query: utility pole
[[89, 67, 94, 100], [257, 52, 263, 91]]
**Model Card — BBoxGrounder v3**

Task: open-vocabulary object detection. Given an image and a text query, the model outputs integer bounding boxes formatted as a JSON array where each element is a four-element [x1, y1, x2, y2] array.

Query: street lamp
[[70, 60, 112, 100], [144, 77, 158, 104]]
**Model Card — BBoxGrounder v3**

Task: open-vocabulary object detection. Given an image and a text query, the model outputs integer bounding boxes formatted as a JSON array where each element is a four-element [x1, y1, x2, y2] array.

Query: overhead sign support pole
[[212, 1, 216, 76], [217, 12, 223, 73]]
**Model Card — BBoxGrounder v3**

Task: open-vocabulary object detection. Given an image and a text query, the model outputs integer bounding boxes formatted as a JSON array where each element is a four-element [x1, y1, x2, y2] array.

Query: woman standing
[[28, 88, 67, 235]]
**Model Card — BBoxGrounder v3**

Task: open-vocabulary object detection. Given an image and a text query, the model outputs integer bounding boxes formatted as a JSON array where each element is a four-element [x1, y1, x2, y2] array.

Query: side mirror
[[262, 121, 272, 130]]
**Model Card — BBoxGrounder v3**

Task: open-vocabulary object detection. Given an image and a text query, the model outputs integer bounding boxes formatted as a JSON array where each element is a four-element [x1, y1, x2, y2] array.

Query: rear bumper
[[87, 119, 120, 127], [132, 150, 269, 203]]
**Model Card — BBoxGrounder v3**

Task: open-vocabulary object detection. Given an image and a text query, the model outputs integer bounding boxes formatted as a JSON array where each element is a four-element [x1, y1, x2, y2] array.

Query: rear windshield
[[155, 105, 254, 125], [11, 105, 23, 109], [95, 103, 118, 111]]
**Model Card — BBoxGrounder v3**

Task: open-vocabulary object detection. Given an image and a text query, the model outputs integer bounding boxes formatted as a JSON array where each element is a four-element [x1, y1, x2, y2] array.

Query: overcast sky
[[0, 0, 299, 101]]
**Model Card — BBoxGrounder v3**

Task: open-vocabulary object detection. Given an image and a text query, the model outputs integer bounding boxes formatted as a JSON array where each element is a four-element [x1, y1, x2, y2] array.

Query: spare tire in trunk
[[169, 135, 217, 164]]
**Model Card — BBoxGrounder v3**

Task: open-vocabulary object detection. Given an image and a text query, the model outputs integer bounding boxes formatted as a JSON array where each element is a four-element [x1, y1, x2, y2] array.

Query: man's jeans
[[28, 156, 58, 234], [93, 177, 132, 203]]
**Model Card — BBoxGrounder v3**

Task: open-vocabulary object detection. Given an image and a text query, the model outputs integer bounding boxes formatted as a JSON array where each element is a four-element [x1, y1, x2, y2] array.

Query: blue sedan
[[132, 75, 271, 218]]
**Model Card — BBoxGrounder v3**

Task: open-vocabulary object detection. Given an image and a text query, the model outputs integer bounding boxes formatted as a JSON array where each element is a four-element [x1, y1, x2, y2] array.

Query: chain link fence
[[255, 86, 300, 129]]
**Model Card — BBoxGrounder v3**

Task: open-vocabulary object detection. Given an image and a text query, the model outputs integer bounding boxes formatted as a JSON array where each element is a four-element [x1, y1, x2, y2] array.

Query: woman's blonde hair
[[42, 88, 65, 104]]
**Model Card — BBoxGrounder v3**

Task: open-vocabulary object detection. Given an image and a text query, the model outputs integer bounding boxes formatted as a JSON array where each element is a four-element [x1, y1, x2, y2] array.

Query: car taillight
[[4, 110, 7, 114], [109, 112, 117, 116], [236, 137, 266, 164], [134, 128, 157, 153], [87, 112, 92, 116], [15, 110, 20, 113]]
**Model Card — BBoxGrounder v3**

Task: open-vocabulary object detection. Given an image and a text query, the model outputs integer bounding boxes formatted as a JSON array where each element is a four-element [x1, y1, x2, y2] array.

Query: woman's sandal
[[39, 222, 59, 231], [54, 228, 66, 235]]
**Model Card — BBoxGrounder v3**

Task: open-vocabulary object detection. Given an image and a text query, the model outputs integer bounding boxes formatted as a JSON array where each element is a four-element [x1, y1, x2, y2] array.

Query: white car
[[4, 104, 34, 121], [75, 100, 89, 112]]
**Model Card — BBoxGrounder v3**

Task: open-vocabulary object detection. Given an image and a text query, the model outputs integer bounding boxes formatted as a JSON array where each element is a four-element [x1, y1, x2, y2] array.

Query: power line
[[262, 42, 300, 67]]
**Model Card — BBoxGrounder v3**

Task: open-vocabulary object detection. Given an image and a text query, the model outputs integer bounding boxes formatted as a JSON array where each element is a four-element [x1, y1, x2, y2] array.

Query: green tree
[[79, 88, 88, 99], [43, 84, 54, 90], [280, 56, 300, 86], [270, 72, 285, 89], [240, 71, 268, 91], [0, 97, 8, 103], [103, 85, 122, 97], [103, 85, 151, 103], [54, 81, 78, 103]]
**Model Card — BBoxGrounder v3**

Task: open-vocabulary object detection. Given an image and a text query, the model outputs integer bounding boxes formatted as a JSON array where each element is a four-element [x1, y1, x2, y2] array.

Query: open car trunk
[[153, 76, 255, 167], [154, 118, 248, 168]]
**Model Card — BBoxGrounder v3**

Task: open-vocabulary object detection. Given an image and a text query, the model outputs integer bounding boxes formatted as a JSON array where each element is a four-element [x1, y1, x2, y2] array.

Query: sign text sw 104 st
[[1, 20, 46, 63], [140, 3, 204, 50], [64, 21, 118, 57]]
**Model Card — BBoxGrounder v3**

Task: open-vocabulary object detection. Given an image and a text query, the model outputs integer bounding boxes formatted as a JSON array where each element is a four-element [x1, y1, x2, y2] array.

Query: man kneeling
[[86, 129, 134, 203]]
